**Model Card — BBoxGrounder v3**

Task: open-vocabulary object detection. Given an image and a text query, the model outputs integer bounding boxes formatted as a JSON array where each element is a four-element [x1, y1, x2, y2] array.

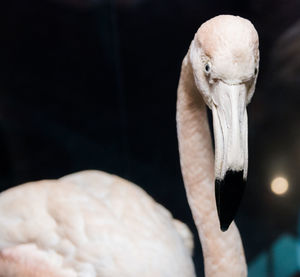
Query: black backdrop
[[1, 0, 300, 275]]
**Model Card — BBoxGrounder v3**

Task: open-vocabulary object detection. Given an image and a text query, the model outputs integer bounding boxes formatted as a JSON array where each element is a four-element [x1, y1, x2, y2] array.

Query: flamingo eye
[[205, 63, 211, 73]]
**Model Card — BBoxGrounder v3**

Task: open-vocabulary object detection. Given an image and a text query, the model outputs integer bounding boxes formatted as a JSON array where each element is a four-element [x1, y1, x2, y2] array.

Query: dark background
[[1, 0, 300, 276]]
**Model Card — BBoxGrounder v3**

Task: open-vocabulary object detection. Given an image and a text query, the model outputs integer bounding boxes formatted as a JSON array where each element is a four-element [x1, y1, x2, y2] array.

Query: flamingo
[[0, 15, 259, 277]]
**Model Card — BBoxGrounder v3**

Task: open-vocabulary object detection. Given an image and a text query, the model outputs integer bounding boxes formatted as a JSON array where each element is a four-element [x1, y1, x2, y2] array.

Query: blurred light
[[271, 177, 289, 195]]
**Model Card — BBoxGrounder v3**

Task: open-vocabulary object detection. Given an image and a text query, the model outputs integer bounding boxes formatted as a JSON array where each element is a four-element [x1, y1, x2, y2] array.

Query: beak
[[211, 81, 248, 231]]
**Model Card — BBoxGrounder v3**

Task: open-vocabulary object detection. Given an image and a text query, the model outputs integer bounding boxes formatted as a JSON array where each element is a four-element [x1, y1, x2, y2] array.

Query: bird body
[[0, 170, 195, 277], [0, 15, 259, 277]]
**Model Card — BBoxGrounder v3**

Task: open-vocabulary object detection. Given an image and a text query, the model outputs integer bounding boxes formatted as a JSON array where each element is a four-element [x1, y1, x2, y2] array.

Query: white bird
[[0, 15, 259, 277]]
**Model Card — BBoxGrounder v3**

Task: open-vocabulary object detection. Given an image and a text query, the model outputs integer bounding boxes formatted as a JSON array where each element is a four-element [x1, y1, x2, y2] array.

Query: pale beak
[[211, 81, 248, 231]]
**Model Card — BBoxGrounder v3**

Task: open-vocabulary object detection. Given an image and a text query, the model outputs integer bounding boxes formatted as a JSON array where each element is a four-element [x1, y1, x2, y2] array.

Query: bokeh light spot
[[271, 177, 289, 195]]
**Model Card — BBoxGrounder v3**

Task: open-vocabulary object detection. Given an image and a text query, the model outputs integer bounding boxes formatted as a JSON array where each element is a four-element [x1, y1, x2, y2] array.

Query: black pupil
[[254, 68, 258, 75], [205, 64, 210, 72]]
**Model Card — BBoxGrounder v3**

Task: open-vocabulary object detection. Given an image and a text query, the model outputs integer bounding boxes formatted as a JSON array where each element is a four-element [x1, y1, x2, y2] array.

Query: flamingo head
[[189, 15, 259, 231]]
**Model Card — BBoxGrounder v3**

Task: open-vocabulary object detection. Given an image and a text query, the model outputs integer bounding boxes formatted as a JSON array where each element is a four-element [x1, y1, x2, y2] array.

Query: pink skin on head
[[195, 15, 259, 83]]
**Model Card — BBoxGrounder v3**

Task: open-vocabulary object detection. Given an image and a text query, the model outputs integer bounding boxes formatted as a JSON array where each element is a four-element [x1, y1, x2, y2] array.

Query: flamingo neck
[[176, 55, 247, 277]]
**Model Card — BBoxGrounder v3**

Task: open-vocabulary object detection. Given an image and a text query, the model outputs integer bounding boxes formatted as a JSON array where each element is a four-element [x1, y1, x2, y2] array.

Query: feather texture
[[0, 170, 195, 277]]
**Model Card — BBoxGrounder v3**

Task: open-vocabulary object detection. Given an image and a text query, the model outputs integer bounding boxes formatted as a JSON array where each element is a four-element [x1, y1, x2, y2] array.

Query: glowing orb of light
[[271, 177, 289, 195]]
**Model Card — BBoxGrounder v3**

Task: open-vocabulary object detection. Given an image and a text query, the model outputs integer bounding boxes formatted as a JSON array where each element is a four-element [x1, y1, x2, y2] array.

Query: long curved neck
[[176, 55, 247, 276]]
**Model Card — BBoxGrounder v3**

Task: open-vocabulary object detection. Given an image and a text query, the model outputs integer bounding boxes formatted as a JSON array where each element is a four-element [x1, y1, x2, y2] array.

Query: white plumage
[[0, 170, 195, 276], [0, 14, 259, 277]]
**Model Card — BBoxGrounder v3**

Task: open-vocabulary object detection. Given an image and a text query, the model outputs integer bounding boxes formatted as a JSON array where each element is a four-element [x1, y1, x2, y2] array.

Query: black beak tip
[[220, 222, 231, 232], [215, 170, 246, 232]]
